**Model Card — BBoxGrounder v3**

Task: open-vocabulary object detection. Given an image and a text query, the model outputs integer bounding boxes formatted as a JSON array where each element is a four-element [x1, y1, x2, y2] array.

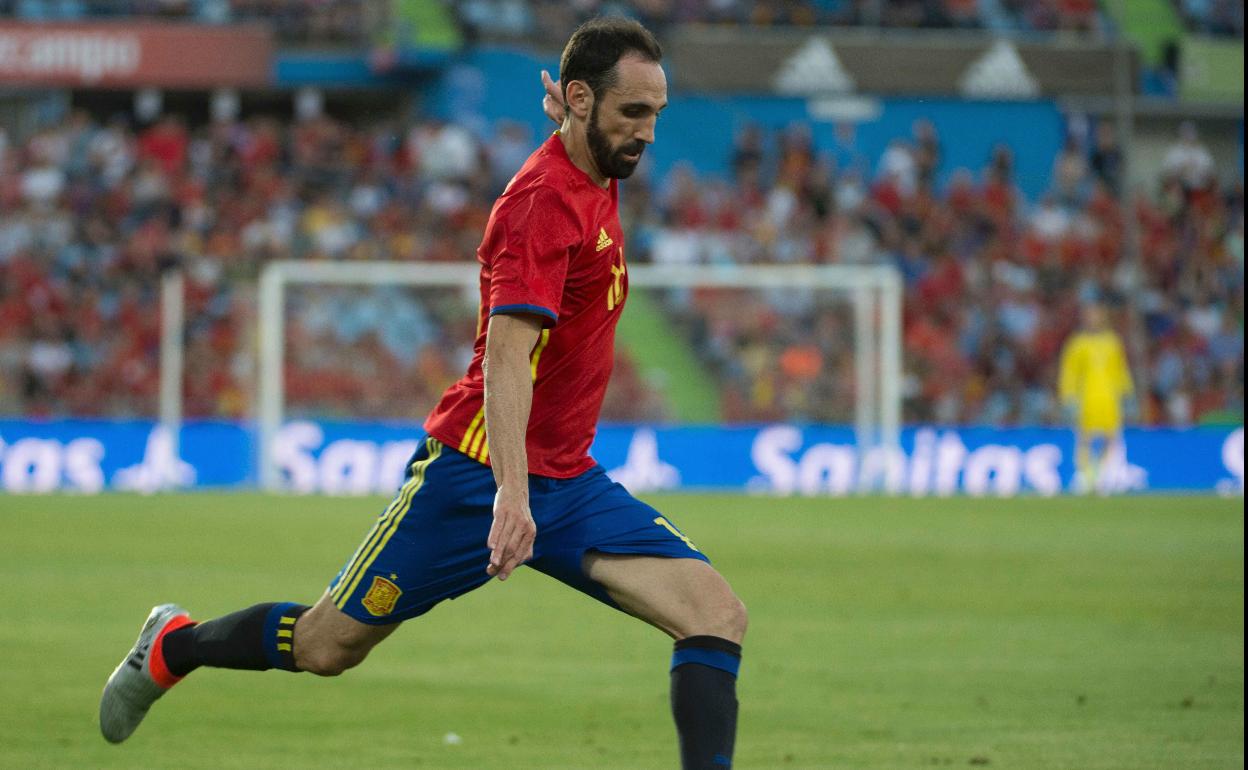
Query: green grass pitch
[[0, 494, 1242, 769]]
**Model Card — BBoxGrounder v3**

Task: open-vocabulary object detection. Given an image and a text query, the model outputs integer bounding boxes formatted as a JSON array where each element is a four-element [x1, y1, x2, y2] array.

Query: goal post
[[159, 269, 184, 463], [256, 260, 903, 491]]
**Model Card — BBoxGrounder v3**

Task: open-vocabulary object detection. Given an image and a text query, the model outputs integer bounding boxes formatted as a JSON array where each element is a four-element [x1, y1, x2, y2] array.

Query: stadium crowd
[[0, 0, 377, 44], [461, 0, 1107, 39], [0, 98, 1242, 425], [2, 0, 1112, 39], [644, 119, 1243, 425], [1173, 0, 1244, 36]]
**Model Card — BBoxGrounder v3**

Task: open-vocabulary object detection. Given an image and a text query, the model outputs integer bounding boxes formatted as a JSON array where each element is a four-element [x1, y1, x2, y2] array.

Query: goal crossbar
[[257, 260, 903, 490]]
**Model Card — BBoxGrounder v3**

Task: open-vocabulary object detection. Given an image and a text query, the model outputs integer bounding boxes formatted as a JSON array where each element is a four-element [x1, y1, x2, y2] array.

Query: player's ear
[[564, 80, 594, 121]]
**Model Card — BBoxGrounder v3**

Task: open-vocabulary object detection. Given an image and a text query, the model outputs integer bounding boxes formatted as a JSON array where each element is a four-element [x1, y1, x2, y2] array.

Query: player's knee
[[721, 594, 749, 642], [684, 590, 748, 643], [295, 642, 368, 677]]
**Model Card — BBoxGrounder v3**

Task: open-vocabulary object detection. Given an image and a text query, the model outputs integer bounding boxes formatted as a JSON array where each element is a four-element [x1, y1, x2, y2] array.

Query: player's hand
[[487, 487, 536, 581], [541, 70, 565, 125]]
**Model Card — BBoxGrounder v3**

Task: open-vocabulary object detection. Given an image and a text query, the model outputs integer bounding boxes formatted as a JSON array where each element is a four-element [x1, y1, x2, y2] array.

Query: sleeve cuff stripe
[[489, 304, 558, 322]]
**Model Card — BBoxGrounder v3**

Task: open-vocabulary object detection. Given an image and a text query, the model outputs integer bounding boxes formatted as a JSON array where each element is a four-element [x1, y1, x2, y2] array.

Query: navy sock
[[670, 635, 741, 769], [161, 602, 309, 677]]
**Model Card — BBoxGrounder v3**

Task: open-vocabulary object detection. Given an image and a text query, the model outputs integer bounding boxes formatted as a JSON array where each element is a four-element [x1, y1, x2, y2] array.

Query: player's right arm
[[479, 186, 577, 581], [483, 312, 543, 582]]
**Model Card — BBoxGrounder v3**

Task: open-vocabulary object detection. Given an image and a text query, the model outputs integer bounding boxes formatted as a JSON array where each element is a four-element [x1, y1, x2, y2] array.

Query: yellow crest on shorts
[[361, 575, 402, 617]]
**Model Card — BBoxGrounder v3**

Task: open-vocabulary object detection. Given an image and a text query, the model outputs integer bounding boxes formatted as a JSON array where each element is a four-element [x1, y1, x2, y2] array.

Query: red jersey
[[424, 133, 628, 478]]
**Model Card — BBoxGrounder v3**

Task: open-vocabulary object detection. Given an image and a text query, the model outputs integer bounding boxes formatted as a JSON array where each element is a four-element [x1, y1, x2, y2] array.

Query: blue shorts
[[328, 436, 709, 624]]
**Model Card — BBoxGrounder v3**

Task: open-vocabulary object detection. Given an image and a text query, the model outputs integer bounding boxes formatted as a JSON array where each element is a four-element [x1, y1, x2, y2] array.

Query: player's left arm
[[483, 312, 544, 581], [542, 70, 566, 125]]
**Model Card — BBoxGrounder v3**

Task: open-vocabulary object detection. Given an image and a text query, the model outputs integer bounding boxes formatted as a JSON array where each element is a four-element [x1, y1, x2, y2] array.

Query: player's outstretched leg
[[585, 554, 748, 770], [99, 601, 310, 743], [99, 594, 394, 742]]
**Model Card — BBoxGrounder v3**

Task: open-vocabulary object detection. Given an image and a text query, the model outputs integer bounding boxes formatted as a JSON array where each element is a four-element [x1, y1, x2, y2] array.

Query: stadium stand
[[459, 0, 1111, 39], [0, 0, 1114, 37], [0, 0, 376, 44], [1172, 0, 1245, 36], [1, 105, 1241, 426]]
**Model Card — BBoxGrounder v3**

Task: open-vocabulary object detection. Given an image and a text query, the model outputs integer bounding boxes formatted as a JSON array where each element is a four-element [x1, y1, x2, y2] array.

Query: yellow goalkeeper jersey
[[1058, 330, 1134, 431]]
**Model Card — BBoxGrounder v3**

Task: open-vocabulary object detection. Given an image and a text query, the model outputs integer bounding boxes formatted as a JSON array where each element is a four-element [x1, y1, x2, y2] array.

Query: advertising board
[[0, 420, 1240, 497], [0, 22, 271, 88]]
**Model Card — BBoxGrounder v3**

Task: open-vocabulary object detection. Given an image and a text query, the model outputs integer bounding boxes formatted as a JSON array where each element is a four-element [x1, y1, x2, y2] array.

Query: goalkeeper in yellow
[[1058, 302, 1136, 494]]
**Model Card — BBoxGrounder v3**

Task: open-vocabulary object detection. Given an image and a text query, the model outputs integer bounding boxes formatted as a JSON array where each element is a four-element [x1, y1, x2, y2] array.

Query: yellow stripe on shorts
[[330, 438, 440, 605], [334, 438, 443, 610]]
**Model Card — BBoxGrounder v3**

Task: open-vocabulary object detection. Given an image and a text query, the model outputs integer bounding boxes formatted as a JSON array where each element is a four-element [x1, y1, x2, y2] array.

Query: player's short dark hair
[[559, 17, 662, 103]]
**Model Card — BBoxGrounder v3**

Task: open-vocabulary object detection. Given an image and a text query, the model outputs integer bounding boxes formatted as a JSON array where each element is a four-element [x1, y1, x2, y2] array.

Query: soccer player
[[99, 18, 747, 769], [1058, 301, 1135, 494]]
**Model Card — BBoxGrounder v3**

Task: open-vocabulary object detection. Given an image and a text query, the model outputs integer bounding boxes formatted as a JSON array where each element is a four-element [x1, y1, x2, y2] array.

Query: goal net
[[255, 260, 902, 491]]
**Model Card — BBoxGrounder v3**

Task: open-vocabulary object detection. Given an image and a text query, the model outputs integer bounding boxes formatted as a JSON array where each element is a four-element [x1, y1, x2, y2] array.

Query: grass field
[[0, 494, 1242, 769]]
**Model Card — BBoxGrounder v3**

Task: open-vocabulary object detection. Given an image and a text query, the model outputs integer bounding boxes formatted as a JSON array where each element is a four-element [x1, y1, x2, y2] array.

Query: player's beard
[[587, 101, 645, 180]]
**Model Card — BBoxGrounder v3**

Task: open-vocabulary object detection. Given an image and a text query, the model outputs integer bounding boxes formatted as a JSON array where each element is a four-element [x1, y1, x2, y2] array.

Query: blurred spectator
[[1162, 121, 1216, 194], [912, 119, 942, 188], [1089, 120, 1123, 194]]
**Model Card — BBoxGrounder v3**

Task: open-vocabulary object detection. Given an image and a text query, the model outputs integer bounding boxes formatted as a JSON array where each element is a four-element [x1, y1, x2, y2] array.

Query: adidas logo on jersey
[[596, 227, 614, 252]]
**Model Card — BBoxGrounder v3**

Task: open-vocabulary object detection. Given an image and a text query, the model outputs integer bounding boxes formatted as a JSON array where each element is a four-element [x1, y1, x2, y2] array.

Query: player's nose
[[636, 117, 656, 145]]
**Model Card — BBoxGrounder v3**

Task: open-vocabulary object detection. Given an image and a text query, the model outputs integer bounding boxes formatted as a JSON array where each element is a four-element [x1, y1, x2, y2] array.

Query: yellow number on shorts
[[653, 516, 700, 552]]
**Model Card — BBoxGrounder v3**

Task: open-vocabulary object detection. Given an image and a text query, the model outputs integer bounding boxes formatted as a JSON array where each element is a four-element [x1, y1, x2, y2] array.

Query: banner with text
[[0, 23, 272, 87], [0, 421, 1241, 497]]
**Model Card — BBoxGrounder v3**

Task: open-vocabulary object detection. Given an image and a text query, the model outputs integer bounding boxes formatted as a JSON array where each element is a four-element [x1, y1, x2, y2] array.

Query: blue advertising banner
[[0, 420, 1241, 497], [0, 420, 251, 493]]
